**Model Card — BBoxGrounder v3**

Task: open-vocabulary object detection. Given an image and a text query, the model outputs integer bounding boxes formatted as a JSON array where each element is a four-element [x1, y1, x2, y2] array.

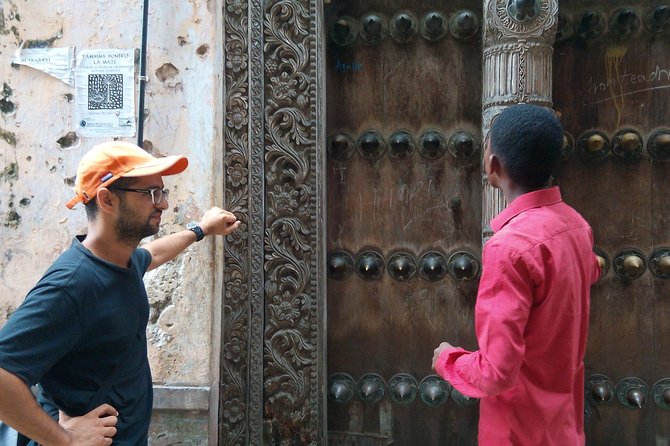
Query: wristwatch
[[186, 221, 205, 242]]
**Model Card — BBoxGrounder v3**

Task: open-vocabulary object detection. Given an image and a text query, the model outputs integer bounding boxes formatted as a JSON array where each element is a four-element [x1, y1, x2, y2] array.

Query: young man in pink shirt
[[432, 104, 601, 445]]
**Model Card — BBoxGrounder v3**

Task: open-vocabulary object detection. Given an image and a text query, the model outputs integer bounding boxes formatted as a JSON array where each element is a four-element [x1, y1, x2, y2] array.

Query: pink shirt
[[435, 187, 600, 446]]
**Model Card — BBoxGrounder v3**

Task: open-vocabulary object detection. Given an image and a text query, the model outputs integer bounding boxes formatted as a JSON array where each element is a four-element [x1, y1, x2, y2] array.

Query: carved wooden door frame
[[219, 0, 557, 444]]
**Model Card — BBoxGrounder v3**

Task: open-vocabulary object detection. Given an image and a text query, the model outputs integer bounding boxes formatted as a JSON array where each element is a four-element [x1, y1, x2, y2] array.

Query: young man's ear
[[486, 150, 506, 189], [96, 188, 118, 214]]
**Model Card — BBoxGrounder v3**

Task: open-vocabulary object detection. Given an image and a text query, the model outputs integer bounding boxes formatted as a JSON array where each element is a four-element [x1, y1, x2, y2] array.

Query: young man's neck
[[81, 225, 139, 268], [503, 182, 553, 204]]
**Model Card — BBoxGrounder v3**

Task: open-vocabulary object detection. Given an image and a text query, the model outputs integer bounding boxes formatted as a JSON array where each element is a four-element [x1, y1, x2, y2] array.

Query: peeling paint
[[0, 128, 17, 146], [56, 132, 79, 150], [155, 63, 179, 82], [1, 162, 19, 181], [195, 44, 209, 59], [0, 98, 16, 116], [3, 209, 21, 228]]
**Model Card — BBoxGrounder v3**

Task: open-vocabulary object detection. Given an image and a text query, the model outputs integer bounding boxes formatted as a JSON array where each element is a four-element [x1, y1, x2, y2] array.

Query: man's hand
[[57, 404, 118, 446], [432, 341, 455, 371], [199, 207, 240, 237]]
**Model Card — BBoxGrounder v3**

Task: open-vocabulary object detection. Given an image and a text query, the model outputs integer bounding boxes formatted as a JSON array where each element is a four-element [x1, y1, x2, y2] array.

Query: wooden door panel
[[553, 1, 670, 444], [326, 1, 482, 444]]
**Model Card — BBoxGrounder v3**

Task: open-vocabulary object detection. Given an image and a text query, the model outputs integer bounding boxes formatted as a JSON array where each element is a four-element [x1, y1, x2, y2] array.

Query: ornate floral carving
[[263, 0, 323, 444], [221, 0, 253, 444]]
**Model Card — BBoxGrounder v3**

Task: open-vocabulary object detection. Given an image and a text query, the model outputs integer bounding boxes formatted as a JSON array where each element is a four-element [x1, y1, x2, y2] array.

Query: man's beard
[[115, 199, 160, 244]]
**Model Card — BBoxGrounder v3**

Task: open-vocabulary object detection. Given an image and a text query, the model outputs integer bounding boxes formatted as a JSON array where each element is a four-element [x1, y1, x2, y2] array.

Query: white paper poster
[[75, 49, 136, 137], [11, 47, 75, 85]]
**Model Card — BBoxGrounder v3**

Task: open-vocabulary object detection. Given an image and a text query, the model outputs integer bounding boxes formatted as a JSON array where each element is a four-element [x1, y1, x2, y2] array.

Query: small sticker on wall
[[74, 49, 136, 138]]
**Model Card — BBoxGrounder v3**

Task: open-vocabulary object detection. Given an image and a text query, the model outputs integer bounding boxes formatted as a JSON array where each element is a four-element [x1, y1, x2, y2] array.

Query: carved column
[[481, 0, 559, 237], [221, 0, 326, 445]]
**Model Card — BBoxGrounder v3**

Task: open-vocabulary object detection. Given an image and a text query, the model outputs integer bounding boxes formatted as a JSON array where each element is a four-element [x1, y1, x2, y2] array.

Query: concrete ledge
[[152, 385, 210, 411]]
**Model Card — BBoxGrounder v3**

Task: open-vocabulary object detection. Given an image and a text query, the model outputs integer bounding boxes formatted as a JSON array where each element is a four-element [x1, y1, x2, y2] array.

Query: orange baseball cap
[[66, 141, 188, 209]]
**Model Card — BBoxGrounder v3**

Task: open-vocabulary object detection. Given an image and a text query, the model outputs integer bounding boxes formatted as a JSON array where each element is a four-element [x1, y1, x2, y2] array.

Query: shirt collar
[[490, 186, 562, 233]]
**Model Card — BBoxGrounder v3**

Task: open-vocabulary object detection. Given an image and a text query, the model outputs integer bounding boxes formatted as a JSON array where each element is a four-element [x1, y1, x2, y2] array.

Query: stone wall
[[0, 0, 223, 443]]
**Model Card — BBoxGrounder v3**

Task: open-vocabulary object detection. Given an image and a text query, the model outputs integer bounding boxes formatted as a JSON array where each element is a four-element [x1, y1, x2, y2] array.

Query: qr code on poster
[[88, 74, 123, 110]]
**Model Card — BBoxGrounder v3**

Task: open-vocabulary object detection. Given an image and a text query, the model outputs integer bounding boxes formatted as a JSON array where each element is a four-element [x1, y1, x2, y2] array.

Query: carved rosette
[[481, 0, 559, 237], [263, 0, 325, 445]]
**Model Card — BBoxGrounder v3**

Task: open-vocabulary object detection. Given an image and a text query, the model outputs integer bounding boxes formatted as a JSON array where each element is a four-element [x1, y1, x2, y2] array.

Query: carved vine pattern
[[263, 0, 321, 444], [221, 0, 252, 444]]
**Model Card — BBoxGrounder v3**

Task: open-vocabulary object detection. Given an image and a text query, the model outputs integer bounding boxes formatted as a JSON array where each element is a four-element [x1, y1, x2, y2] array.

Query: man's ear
[[486, 153, 504, 188], [96, 188, 118, 214]]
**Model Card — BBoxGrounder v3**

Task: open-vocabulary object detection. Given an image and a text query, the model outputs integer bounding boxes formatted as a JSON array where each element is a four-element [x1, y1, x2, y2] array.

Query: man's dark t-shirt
[[0, 237, 153, 445]]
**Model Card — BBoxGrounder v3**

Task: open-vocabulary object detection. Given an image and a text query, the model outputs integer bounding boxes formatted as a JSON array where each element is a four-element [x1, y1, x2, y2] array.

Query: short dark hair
[[83, 176, 137, 221], [489, 103, 563, 188]]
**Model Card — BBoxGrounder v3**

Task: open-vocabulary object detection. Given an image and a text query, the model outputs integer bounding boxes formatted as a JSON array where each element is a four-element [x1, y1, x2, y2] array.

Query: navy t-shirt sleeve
[[134, 247, 152, 274], [0, 285, 82, 386]]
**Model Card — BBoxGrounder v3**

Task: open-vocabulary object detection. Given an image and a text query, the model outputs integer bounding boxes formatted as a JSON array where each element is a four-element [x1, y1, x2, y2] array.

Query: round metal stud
[[390, 11, 418, 44], [451, 387, 478, 406], [330, 16, 358, 47], [644, 5, 670, 34], [389, 373, 418, 405], [556, 13, 575, 42], [647, 129, 670, 161], [328, 133, 356, 161], [561, 132, 574, 160], [653, 378, 670, 409], [359, 12, 388, 46], [328, 373, 355, 404], [612, 129, 643, 161], [418, 130, 447, 160], [418, 251, 448, 282], [616, 377, 649, 409], [576, 11, 606, 40], [355, 251, 385, 281], [650, 247, 670, 280], [387, 252, 417, 281], [577, 130, 610, 162], [388, 130, 416, 160], [357, 373, 385, 405], [507, 0, 540, 22], [609, 8, 641, 39], [357, 131, 387, 161], [586, 374, 615, 403], [613, 249, 647, 280], [447, 131, 477, 159], [449, 10, 479, 40], [327, 250, 354, 281], [593, 247, 610, 278], [420, 11, 448, 42], [419, 375, 451, 406], [447, 251, 479, 281]]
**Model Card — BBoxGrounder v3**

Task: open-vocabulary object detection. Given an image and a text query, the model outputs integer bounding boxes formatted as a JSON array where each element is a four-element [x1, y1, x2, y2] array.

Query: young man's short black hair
[[489, 103, 563, 189]]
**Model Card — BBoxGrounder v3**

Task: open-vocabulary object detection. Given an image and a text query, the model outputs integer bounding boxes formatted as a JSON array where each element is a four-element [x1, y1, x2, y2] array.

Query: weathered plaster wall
[[0, 0, 223, 442]]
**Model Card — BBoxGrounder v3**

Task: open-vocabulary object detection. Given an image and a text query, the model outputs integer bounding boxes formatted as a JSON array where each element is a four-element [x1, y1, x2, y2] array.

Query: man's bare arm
[[144, 206, 240, 271], [0, 367, 118, 446]]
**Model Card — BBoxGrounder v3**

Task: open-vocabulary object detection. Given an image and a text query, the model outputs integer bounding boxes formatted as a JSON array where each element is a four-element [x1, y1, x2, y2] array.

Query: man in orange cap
[[0, 141, 240, 445]]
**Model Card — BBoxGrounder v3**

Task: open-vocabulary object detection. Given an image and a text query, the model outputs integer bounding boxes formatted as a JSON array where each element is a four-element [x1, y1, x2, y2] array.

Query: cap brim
[[122, 155, 188, 177]]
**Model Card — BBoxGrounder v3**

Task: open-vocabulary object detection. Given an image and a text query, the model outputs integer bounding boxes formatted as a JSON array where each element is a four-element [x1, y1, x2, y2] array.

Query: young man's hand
[[432, 341, 455, 371], [57, 404, 118, 446], [199, 207, 240, 237]]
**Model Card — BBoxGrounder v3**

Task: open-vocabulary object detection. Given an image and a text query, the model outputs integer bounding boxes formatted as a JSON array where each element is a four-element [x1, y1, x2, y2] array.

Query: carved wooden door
[[325, 1, 483, 444], [553, 1, 670, 445]]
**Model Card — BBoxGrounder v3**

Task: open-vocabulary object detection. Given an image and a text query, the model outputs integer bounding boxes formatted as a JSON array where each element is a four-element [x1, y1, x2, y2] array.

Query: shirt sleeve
[[134, 247, 152, 275], [0, 284, 83, 386], [435, 241, 534, 398]]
